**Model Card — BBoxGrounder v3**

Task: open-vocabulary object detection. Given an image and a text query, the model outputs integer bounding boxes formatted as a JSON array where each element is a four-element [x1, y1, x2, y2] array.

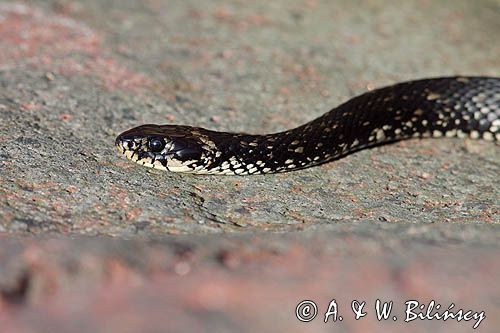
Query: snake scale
[[116, 77, 499, 175]]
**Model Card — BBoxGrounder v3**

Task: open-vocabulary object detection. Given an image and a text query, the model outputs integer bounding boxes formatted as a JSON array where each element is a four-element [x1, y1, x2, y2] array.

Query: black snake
[[115, 77, 499, 175]]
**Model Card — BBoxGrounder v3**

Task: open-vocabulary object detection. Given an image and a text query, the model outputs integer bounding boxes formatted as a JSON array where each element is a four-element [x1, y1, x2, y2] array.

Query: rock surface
[[0, 0, 498, 332]]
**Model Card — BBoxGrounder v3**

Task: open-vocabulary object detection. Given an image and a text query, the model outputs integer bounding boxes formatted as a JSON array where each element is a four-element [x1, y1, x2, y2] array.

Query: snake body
[[116, 77, 499, 175]]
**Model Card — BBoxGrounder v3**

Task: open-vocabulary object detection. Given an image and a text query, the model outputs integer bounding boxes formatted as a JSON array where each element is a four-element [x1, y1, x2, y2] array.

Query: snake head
[[115, 124, 215, 173]]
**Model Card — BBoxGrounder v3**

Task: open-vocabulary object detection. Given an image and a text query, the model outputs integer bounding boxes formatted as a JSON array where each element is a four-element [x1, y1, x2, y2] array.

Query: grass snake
[[115, 76, 499, 175]]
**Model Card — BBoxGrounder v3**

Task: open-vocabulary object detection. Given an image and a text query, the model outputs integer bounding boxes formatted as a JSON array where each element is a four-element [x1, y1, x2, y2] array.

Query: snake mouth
[[115, 137, 136, 159], [114, 135, 128, 153], [115, 136, 143, 161], [117, 146, 169, 171], [115, 141, 125, 154]]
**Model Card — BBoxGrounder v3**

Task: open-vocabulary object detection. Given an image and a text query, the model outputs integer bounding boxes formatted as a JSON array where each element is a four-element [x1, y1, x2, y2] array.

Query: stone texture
[[0, 0, 499, 332]]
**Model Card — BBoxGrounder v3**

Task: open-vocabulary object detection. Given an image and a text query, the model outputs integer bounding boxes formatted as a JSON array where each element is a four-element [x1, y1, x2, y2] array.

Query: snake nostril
[[126, 141, 136, 150], [118, 139, 135, 150]]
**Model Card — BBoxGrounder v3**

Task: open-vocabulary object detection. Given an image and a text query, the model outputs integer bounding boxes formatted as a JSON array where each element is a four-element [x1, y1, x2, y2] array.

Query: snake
[[115, 76, 499, 175]]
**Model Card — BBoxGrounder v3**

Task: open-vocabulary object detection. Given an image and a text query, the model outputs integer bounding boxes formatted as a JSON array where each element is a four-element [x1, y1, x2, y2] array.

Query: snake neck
[[201, 77, 499, 175]]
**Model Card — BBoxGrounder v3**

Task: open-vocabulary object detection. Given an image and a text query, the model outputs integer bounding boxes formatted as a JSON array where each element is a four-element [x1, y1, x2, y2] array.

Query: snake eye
[[148, 138, 165, 152]]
